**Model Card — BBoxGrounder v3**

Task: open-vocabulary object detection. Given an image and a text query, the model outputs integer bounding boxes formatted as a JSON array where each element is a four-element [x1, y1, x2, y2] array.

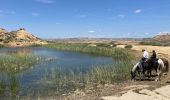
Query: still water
[[0, 47, 114, 98]]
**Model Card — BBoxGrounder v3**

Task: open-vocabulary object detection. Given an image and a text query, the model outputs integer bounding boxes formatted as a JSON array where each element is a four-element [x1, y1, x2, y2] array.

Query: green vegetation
[[0, 44, 136, 96], [0, 52, 44, 96], [40, 59, 134, 95], [125, 45, 133, 49], [96, 43, 117, 48], [38, 43, 135, 94], [0, 81, 5, 95], [0, 44, 4, 48], [0, 53, 38, 73], [43, 43, 131, 60], [140, 41, 170, 46]]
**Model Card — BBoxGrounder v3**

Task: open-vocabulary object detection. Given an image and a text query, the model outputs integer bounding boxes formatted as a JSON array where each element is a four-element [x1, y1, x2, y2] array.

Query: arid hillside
[[0, 28, 47, 47], [152, 34, 170, 42]]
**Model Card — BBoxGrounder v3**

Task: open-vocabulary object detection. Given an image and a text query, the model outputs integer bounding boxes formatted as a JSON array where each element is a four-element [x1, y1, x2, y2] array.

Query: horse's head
[[131, 62, 140, 80]]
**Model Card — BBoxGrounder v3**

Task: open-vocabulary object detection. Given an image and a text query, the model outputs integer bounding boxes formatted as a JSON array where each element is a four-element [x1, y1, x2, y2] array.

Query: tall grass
[[0, 54, 38, 73], [0, 53, 44, 97], [140, 41, 170, 46], [38, 43, 135, 94], [0, 45, 4, 48], [43, 43, 131, 60], [38, 59, 134, 95]]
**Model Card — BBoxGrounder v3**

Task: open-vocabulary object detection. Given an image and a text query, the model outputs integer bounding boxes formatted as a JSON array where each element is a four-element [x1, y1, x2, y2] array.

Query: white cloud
[[158, 31, 170, 35], [36, 0, 55, 4], [144, 33, 149, 35], [127, 32, 132, 35], [118, 14, 125, 18], [32, 13, 40, 17], [134, 9, 142, 14], [88, 30, 95, 33], [0, 10, 16, 16]]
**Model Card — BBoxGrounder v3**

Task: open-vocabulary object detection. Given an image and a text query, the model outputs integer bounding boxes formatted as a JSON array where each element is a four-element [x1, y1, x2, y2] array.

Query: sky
[[0, 0, 170, 38]]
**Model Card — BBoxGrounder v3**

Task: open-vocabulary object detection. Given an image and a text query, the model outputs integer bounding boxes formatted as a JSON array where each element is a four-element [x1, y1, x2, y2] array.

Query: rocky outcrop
[[152, 34, 170, 42], [0, 28, 47, 47]]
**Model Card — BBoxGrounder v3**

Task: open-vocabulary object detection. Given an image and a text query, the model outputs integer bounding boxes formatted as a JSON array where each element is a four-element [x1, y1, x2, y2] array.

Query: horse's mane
[[146, 58, 152, 65]]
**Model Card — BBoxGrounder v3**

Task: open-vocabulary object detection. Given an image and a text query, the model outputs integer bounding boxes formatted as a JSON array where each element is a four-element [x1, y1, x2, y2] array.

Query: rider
[[141, 49, 149, 72], [151, 50, 157, 67], [151, 50, 156, 59]]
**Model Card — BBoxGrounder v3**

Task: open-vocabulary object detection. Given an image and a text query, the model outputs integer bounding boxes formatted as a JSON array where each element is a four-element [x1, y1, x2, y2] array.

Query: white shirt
[[143, 51, 149, 59]]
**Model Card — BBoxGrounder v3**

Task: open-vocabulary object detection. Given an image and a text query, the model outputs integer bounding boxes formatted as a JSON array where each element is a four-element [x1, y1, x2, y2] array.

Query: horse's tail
[[161, 58, 169, 72], [165, 60, 169, 72], [131, 70, 133, 80]]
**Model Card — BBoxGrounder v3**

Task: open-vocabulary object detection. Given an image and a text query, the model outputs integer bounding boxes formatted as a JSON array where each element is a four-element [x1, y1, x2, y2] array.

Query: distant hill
[[141, 33, 170, 46], [151, 34, 170, 42], [0, 28, 47, 47]]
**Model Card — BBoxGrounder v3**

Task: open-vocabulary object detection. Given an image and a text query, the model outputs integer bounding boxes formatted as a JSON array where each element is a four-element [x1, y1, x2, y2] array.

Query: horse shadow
[[135, 74, 158, 81]]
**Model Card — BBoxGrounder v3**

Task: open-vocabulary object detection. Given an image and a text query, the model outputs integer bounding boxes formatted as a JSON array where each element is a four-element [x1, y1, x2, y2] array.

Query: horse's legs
[[148, 70, 151, 78], [155, 65, 163, 81], [141, 69, 145, 80]]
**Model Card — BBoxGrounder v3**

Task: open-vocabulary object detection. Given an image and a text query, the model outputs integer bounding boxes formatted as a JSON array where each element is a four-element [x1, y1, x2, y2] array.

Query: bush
[[139, 41, 170, 46], [0, 44, 4, 48], [96, 43, 111, 47], [124, 45, 132, 49]]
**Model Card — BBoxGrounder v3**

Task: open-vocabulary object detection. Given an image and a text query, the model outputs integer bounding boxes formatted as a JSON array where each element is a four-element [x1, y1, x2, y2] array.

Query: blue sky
[[0, 0, 170, 38]]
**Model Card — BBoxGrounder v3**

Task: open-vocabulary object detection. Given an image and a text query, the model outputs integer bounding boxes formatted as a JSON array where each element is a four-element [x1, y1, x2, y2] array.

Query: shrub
[[139, 41, 170, 46], [0, 44, 4, 48], [125, 45, 132, 49]]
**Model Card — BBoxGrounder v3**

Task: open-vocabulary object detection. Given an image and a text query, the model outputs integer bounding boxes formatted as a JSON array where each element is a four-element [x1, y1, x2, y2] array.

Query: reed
[[38, 43, 135, 95], [43, 43, 132, 60]]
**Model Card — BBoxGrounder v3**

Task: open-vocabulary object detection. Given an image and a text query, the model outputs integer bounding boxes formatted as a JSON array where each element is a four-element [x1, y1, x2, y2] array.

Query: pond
[[0, 47, 115, 98]]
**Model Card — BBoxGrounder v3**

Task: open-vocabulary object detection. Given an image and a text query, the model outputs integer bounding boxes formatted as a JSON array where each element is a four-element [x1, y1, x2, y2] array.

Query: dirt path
[[101, 85, 170, 100]]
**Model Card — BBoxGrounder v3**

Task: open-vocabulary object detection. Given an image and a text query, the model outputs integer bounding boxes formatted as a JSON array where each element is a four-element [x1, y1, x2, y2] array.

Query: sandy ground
[[101, 85, 170, 100], [117, 45, 170, 57]]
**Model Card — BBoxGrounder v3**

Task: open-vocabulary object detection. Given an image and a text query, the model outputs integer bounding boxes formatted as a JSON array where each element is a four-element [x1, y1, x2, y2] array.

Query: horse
[[131, 58, 169, 81]]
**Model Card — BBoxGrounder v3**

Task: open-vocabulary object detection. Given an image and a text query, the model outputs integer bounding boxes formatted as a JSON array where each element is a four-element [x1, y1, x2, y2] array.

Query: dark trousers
[[140, 57, 147, 74]]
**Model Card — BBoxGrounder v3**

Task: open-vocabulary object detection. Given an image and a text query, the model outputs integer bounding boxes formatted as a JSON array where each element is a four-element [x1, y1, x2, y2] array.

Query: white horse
[[131, 58, 169, 81]]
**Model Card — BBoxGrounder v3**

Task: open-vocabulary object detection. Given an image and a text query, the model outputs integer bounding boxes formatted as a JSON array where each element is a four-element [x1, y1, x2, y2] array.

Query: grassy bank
[[140, 41, 170, 46], [43, 43, 131, 60]]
